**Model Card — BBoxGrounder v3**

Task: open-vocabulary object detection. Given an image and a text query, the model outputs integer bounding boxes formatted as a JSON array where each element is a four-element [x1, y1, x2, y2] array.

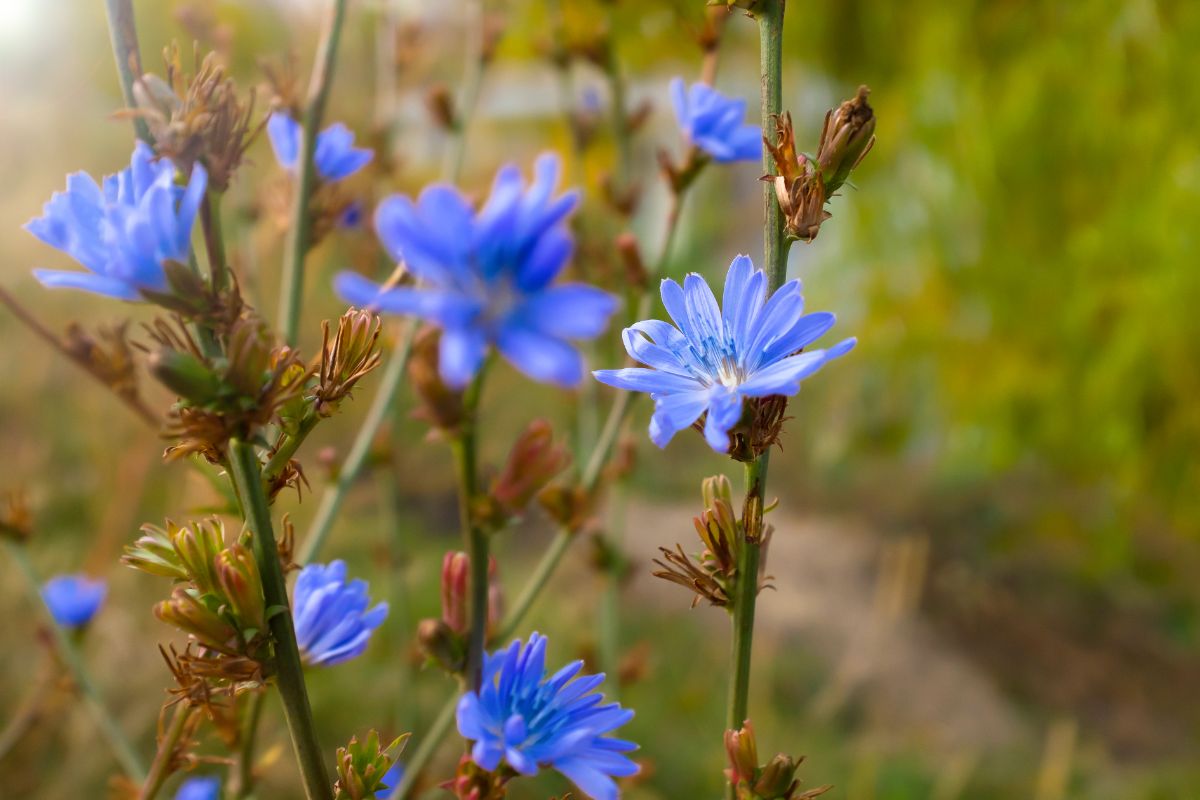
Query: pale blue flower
[[267, 112, 373, 181], [174, 776, 220, 800], [594, 255, 855, 453], [669, 78, 762, 163], [293, 560, 388, 667], [376, 761, 404, 798], [334, 153, 617, 389], [26, 142, 206, 300], [41, 574, 106, 629], [456, 633, 638, 800]]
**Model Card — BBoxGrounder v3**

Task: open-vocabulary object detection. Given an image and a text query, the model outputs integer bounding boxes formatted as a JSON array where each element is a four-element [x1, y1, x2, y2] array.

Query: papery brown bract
[[313, 308, 383, 417]]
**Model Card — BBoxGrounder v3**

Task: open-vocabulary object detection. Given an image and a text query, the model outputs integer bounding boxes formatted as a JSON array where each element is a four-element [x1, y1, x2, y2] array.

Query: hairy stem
[[228, 439, 331, 800], [102, 0, 152, 145], [138, 704, 196, 800], [297, 321, 417, 564], [278, 0, 349, 345], [4, 541, 147, 781]]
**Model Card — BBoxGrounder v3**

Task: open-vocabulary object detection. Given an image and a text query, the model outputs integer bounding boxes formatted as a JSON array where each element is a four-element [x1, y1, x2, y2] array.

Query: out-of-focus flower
[[375, 759, 405, 798], [594, 255, 855, 454], [669, 78, 761, 163], [267, 112, 373, 181], [334, 154, 618, 389], [293, 560, 388, 667], [41, 574, 107, 628], [456, 633, 638, 800], [26, 142, 206, 300], [175, 776, 221, 800]]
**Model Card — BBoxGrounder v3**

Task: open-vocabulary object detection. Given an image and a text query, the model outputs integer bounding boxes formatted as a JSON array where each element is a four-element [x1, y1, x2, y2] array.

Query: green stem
[[231, 691, 268, 798], [4, 541, 147, 781], [758, 0, 790, 290], [228, 439, 332, 800], [278, 0, 349, 345], [386, 691, 458, 799], [102, 0, 152, 145], [725, 457, 767, 734], [602, 7, 633, 192], [138, 704, 195, 800], [201, 190, 229, 294], [452, 371, 488, 689], [264, 413, 321, 486], [297, 321, 417, 564]]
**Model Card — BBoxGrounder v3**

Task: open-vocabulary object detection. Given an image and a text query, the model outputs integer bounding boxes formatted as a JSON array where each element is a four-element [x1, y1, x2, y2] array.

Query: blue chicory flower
[[669, 78, 762, 163], [26, 142, 206, 300], [594, 255, 855, 453], [293, 560, 388, 667], [376, 760, 404, 798], [41, 574, 107, 629], [456, 633, 638, 800], [267, 112, 374, 181], [174, 776, 220, 800], [334, 153, 618, 389]]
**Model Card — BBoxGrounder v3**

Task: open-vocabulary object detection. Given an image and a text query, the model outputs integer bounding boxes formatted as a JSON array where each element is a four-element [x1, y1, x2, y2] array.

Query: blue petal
[[737, 350, 827, 397], [593, 367, 703, 394], [267, 112, 301, 170], [439, 325, 489, 389], [521, 284, 617, 340], [554, 757, 620, 800], [703, 387, 743, 452], [648, 389, 710, 448], [497, 325, 584, 388], [32, 269, 140, 300]]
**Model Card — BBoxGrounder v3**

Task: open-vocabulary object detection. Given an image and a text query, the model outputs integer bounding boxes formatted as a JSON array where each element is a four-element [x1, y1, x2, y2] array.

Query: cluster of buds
[[653, 475, 741, 607], [0, 489, 33, 543], [311, 309, 383, 418], [333, 730, 409, 800], [144, 314, 308, 462], [726, 721, 831, 800], [440, 755, 513, 800], [476, 420, 571, 529], [128, 43, 262, 191], [124, 519, 270, 667], [418, 552, 503, 674], [765, 86, 875, 242]]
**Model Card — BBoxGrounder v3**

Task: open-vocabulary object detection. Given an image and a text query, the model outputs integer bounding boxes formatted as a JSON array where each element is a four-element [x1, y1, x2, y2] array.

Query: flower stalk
[[3, 540, 147, 781], [103, 0, 152, 145], [137, 704, 197, 800], [279, 0, 349, 345], [228, 439, 332, 800], [452, 369, 489, 689]]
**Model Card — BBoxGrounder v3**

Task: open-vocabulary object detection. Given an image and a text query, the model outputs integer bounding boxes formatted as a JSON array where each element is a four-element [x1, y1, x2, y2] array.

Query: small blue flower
[[594, 255, 855, 453], [174, 776, 220, 800], [267, 112, 374, 181], [669, 78, 762, 163], [26, 142, 206, 300], [334, 153, 618, 389], [41, 574, 107, 629], [376, 760, 404, 798], [456, 633, 638, 800], [293, 560, 388, 667]]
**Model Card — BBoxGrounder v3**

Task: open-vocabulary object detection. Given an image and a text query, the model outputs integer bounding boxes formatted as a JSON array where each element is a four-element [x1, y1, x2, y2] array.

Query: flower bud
[[537, 484, 593, 533], [409, 327, 465, 433], [489, 420, 570, 518], [315, 309, 383, 417], [215, 543, 266, 631], [725, 720, 759, 787], [173, 518, 226, 595], [0, 490, 33, 543], [702, 474, 734, 512], [417, 617, 466, 674], [147, 348, 224, 405], [441, 552, 470, 634], [123, 523, 190, 580], [156, 587, 241, 651], [816, 85, 875, 196], [333, 729, 409, 800], [753, 754, 800, 799]]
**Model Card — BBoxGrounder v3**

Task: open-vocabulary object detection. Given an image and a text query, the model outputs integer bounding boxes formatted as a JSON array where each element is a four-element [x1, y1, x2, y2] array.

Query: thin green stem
[[758, 0, 790, 290], [279, 0, 349, 345], [452, 371, 488, 689], [386, 691, 458, 799], [102, 0, 152, 145], [201, 190, 229, 294], [264, 413, 321, 486], [4, 541, 147, 781], [138, 705, 195, 800], [231, 691, 268, 798], [602, 7, 633, 192], [228, 439, 332, 800], [493, 530, 571, 644], [297, 321, 417, 564], [725, 5, 787, 797]]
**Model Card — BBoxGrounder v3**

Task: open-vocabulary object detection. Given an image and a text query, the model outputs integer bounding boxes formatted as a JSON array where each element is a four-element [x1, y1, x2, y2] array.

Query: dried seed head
[[816, 85, 876, 197], [314, 309, 383, 417]]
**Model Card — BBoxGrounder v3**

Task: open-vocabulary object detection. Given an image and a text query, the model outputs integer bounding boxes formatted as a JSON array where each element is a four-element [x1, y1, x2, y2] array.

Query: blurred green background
[[2, 1, 1199, 798]]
